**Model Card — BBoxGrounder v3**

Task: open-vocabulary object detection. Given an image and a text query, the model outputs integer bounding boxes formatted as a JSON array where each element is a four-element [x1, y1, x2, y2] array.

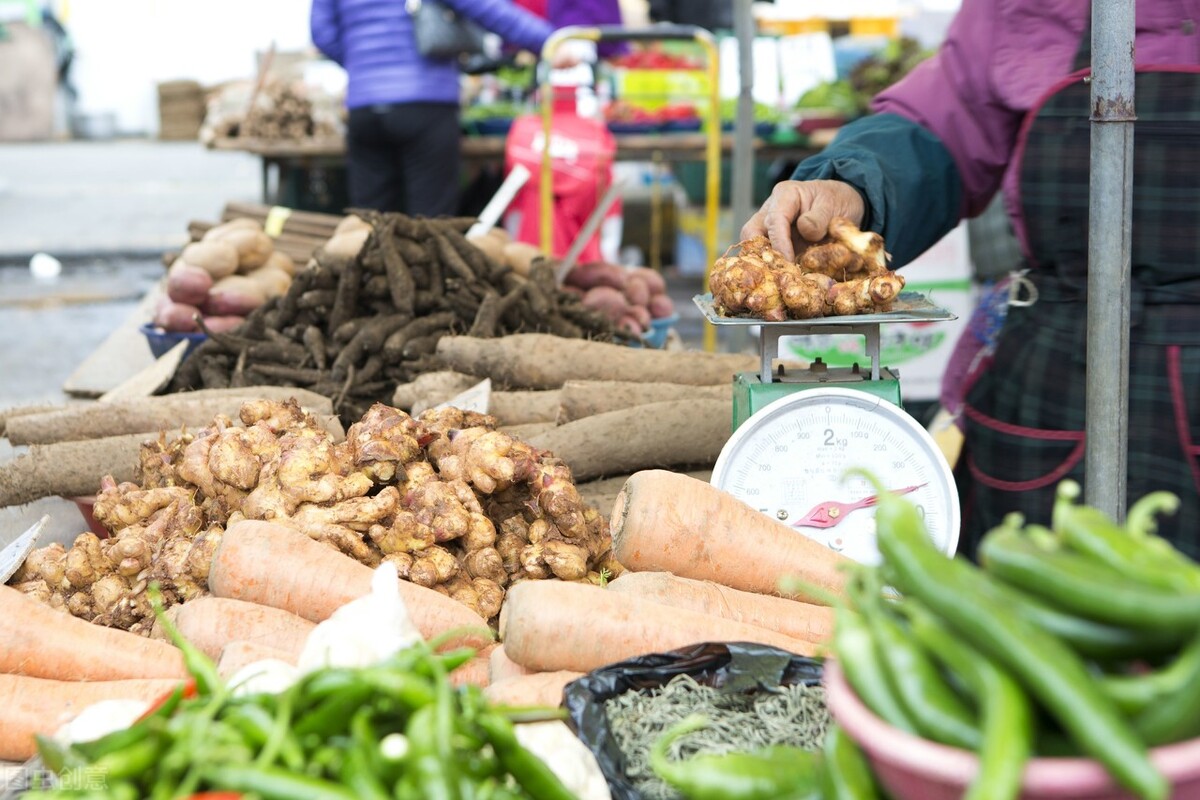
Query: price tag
[[264, 206, 292, 238]]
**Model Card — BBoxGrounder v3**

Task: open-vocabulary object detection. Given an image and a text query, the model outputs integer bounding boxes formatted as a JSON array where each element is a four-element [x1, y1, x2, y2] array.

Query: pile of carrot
[[488, 470, 850, 706]]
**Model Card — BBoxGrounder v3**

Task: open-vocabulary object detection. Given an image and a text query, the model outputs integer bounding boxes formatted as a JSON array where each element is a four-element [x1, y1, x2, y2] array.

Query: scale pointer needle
[[792, 483, 926, 529]]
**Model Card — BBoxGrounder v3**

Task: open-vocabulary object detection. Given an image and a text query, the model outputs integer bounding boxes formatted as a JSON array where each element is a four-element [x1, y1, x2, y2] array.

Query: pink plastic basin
[[825, 661, 1200, 800]]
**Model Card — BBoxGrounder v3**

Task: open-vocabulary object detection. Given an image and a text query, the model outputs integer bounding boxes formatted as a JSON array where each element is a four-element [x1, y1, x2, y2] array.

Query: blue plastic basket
[[139, 323, 207, 360], [637, 313, 679, 349]]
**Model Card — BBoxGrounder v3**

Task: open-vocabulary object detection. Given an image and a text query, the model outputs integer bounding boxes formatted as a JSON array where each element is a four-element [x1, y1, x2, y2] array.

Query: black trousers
[[346, 102, 461, 216]]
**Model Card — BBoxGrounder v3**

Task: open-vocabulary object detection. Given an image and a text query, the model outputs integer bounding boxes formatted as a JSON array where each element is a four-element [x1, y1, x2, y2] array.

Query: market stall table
[[209, 131, 831, 207]]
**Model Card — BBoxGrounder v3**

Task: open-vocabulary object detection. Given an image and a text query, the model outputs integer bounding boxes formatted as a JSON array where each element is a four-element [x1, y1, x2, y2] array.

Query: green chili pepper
[[832, 604, 918, 734], [253, 684, 298, 768], [1125, 490, 1181, 540], [858, 468, 1169, 800], [980, 522, 1200, 635], [35, 735, 89, 775], [821, 725, 879, 800], [1130, 628, 1200, 746], [405, 705, 461, 800], [86, 735, 166, 782], [903, 600, 1033, 800], [476, 713, 578, 800], [647, 714, 823, 800], [852, 571, 980, 749], [201, 764, 358, 800], [147, 584, 221, 697], [359, 667, 437, 708], [1052, 481, 1200, 592], [292, 684, 374, 738], [339, 743, 392, 800], [1100, 630, 1200, 716]]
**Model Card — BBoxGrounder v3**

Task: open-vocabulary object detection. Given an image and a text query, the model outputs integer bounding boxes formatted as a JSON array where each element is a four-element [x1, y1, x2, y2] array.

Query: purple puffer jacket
[[311, 0, 553, 109], [873, 0, 1200, 244]]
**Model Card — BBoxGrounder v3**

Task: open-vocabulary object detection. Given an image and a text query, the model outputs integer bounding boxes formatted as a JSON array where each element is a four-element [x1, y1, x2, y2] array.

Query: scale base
[[732, 368, 902, 430]]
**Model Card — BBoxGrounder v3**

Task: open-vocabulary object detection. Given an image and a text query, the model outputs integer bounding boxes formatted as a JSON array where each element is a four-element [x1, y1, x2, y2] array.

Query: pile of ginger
[[9, 399, 618, 634], [710, 217, 906, 321]]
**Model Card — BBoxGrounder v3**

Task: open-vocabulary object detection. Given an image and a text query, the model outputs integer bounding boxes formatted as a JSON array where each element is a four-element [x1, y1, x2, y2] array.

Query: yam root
[[610, 470, 850, 604], [528, 400, 730, 482], [217, 640, 297, 680], [153, 596, 316, 661], [499, 580, 819, 674], [435, 334, 757, 390], [483, 671, 583, 708], [4, 393, 332, 446], [556, 381, 730, 423]]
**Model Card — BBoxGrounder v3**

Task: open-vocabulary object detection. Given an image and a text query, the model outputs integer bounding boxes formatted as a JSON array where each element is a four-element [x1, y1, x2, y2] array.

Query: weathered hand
[[740, 180, 866, 262]]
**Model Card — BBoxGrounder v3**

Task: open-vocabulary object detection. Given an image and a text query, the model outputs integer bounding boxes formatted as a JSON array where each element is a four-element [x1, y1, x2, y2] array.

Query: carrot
[[155, 596, 316, 661], [482, 671, 583, 708], [499, 580, 819, 674], [449, 643, 497, 688], [0, 586, 186, 681], [208, 520, 492, 649], [0, 674, 185, 761], [488, 644, 534, 684], [217, 640, 298, 681], [607, 572, 835, 644], [610, 470, 851, 604]]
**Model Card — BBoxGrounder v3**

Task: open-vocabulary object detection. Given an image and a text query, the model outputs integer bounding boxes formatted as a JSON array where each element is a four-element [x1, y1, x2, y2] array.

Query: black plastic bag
[[563, 641, 825, 800]]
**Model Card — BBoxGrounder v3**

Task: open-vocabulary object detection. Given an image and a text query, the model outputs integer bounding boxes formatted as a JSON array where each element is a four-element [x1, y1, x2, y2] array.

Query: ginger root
[[711, 219, 902, 320]]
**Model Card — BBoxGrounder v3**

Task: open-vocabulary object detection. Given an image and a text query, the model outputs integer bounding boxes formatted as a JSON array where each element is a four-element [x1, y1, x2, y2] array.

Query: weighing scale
[[696, 291, 962, 564]]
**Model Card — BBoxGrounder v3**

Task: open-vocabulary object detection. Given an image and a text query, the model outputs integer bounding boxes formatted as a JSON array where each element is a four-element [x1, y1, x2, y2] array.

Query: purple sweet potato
[[632, 266, 667, 296], [166, 261, 215, 306], [623, 275, 651, 308], [581, 286, 629, 323], [566, 261, 626, 291], [202, 276, 267, 317], [154, 300, 202, 333], [648, 293, 676, 319]]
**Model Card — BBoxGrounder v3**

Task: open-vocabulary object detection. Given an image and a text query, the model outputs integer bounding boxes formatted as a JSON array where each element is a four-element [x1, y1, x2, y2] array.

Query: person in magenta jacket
[[742, 0, 1200, 558], [310, 0, 553, 215]]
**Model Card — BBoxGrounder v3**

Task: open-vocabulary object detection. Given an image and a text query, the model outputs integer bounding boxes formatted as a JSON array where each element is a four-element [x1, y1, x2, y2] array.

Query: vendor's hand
[[740, 180, 866, 262]]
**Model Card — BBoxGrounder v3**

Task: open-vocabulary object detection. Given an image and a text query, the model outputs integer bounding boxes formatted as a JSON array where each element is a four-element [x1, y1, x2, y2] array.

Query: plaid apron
[[958, 62, 1200, 558]]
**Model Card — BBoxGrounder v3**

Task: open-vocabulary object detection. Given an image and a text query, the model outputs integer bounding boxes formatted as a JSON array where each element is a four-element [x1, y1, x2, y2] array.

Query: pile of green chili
[[835, 473, 1200, 800], [22, 594, 573, 800]]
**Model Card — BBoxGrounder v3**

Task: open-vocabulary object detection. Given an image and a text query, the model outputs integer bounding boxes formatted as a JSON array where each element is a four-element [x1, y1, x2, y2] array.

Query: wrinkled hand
[[740, 180, 866, 262]]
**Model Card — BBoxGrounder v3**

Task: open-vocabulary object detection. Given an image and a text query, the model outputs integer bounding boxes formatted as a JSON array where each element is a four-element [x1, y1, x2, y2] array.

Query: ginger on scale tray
[[710, 216, 906, 321]]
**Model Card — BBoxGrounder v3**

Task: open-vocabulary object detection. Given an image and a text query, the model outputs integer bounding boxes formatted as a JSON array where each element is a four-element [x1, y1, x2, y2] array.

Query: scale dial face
[[711, 388, 960, 565]]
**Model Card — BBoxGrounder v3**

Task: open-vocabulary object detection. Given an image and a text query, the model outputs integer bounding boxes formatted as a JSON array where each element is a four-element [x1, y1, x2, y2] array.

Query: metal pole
[[1085, 0, 1135, 519], [732, 0, 755, 229]]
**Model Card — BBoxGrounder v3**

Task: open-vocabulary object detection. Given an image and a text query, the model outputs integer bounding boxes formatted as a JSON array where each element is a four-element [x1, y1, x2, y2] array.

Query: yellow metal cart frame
[[538, 25, 722, 352]]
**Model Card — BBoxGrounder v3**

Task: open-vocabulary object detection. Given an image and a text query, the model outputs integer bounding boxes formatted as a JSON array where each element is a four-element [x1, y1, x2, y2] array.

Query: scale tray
[[693, 291, 957, 328]]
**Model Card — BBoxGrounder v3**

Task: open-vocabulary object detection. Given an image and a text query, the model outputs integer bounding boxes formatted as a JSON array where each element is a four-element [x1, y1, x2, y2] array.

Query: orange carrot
[[489, 644, 534, 684], [216, 640, 297, 681], [0, 586, 187, 681], [208, 520, 491, 649], [499, 580, 818, 674], [483, 671, 583, 708], [0, 674, 185, 760], [449, 643, 497, 689], [610, 470, 851, 603], [607, 571, 835, 643], [161, 597, 316, 661]]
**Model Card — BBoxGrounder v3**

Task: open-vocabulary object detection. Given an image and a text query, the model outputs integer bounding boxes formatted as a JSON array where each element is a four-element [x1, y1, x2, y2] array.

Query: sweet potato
[[648, 293, 675, 319], [565, 261, 626, 291], [181, 240, 239, 280], [263, 250, 297, 277], [208, 226, 273, 271], [244, 265, 292, 299], [500, 581, 818, 674], [435, 334, 758, 389], [488, 644, 534, 684], [581, 286, 629, 322], [166, 261, 214, 306], [616, 316, 644, 336], [610, 470, 851, 604], [203, 275, 268, 317], [623, 275, 651, 308], [632, 266, 667, 295], [217, 640, 297, 680], [467, 231, 506, 266], [204, 218, 262, 238], [627, 305, 652, 331], [0, 585, 186, 680], [153, 300, 202, 333], [200, 315, 246, 334], [0, 675, 186, 761], [503, 241, 542, 278], [334, 214, 371, 236]]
